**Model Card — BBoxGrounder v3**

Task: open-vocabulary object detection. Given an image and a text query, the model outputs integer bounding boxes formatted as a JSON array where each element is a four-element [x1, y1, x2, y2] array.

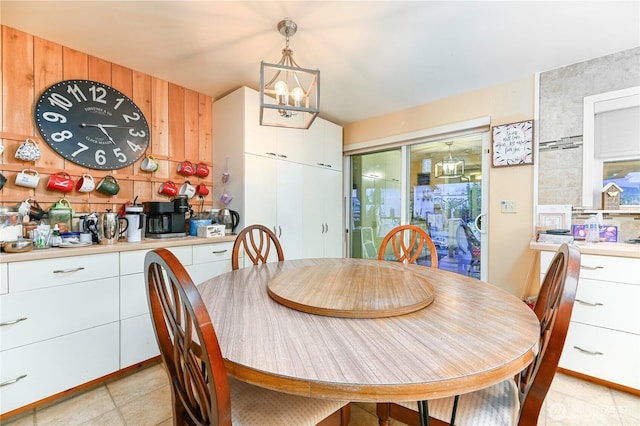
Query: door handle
[[575, 299, 603, 307], [0, 317, 28, 326], [474, 213, 487, 234]]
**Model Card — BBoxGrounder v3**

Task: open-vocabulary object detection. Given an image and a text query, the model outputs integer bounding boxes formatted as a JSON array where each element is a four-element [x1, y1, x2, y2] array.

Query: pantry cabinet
[[540, 251, 640, 390], [213, 86, 344, 262]]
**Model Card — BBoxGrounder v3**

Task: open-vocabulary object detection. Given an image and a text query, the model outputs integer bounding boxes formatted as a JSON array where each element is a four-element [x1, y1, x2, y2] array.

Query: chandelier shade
[[260, 19, 320, 129], [435, 142, 465, 178]]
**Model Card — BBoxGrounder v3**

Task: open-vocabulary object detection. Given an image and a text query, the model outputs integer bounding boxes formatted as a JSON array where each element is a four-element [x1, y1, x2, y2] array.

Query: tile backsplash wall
[[538, 47, 640, 241]]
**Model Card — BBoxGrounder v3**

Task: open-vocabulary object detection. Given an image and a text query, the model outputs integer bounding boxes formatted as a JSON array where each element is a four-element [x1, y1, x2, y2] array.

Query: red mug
[[195, 163, 210, 178], [159, 180, 178, 196], [177, 161, 196, 176], [47, 172, 74, 193], [195, 183, 209, 196]]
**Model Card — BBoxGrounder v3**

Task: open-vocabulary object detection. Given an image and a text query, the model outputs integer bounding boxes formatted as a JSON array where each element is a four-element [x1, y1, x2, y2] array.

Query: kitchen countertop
[[530, 241, 640, 258], [0, 235, 237, 263]]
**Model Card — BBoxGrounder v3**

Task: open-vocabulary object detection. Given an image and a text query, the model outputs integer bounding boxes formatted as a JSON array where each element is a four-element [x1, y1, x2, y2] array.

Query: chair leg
[[418, 400, 430, 426], [377, 402, 391, 426]]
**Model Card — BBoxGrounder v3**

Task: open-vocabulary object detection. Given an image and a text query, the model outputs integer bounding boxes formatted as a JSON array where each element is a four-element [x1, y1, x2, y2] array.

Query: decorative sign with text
[[491, 120, 534, 167]]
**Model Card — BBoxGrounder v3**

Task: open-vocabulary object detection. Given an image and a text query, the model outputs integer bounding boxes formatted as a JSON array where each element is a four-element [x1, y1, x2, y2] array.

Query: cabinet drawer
[[1, 277, 119, 351], [192, 242, 234, 264], [0, 323, 119, 415], [572, 278, 640, 334], [541, 251, 639, 285], [0, 263, 7, 295], [8, 253, 119, 292], [121, 314, 159, 369], [120, 246, 192, 276], [559, 322, 640, 390]]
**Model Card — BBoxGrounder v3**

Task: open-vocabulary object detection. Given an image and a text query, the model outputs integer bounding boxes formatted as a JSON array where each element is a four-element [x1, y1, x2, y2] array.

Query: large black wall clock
[[35, 79, 150, 170]]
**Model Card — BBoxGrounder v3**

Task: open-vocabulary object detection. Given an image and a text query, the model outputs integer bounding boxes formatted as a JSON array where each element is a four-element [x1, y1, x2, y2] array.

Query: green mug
[[97, 175, 120, 196]]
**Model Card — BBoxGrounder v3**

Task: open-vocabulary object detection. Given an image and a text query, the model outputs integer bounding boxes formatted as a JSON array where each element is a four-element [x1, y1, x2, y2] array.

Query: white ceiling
[[1, 1, 639, 126]]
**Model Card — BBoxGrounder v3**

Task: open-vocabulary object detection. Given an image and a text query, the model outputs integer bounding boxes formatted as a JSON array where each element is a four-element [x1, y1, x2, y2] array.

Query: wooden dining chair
[[232, 224, 285, 270], [145, 248, 350, 426], [378, 224, 439, 268], [377, 243, 580, 426]]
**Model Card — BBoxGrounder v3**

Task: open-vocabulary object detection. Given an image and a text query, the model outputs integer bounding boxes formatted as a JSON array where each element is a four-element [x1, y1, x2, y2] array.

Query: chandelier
[[435, 141, 465, 179], [260, 19, 320, 129]]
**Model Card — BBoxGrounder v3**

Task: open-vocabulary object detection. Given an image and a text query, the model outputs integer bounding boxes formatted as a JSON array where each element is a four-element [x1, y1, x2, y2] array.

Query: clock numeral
[[122, 112, 141, 123], [126, 140, 143, 152], [42, 111, 67, 124], [95, 150, 107, 166], [114, 98, 125, 110], [129, 128, 146, 138], [47, 93, 73, 112], [67, 84, 88, 103], [89, 86, 108, 104], [71, 143, 89, 157], [113, 148, 127, 163], [51, 130, 73, 143]]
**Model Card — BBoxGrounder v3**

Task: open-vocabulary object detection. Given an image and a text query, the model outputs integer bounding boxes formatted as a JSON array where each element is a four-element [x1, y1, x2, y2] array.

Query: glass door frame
[[343, 118, 490, 281]]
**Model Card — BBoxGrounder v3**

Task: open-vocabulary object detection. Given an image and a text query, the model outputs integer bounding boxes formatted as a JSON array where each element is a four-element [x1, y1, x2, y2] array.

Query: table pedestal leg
[[418, 400, 430, 426]]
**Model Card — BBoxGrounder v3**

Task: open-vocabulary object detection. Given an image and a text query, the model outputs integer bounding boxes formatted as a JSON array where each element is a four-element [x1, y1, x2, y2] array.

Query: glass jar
[[0, 207, 23, 242]]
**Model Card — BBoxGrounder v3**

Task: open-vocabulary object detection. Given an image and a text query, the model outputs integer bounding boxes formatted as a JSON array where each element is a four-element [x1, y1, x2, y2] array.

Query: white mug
[[179, 181, 196, 199], [15, 168, 40, 188], [76, 173, 95, 193], [141, 155, 159, 172]]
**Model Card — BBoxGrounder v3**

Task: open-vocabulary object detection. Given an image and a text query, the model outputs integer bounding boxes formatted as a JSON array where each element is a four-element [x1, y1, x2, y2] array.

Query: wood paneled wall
[[0, 25, 213, 213]]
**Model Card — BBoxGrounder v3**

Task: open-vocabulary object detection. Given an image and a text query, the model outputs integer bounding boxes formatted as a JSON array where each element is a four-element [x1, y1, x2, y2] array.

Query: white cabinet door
[[121, 314, 159, 369], [0, 323, 119, 414], [276, 126, 306, 164], [244, 153, 277, 231], [323, 168, 344, 257], [302, 166, 343, 258], [559, 321, 640, 390], [243, 87, 277, 157], [302, 166, 326, 258], [276, 159, 304, 259], [323, 120, 343, 171]]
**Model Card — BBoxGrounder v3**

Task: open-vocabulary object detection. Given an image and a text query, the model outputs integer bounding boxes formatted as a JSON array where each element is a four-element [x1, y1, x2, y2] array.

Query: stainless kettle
[[217, 209, 239, 234], [99, 210, 129, 244]]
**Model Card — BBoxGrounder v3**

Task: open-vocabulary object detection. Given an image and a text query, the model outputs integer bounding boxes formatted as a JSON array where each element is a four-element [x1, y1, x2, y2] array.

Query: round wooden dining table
[[197, 258, 539, 404]]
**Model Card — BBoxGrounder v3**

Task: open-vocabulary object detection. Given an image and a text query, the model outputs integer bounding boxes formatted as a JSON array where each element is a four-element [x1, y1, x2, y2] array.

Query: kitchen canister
[[48, 198, 74, 233]]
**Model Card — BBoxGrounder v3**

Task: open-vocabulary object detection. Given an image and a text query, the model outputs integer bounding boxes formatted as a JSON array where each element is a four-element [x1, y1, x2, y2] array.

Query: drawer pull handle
[[575, 299, 604, 307], [1, 374, 27, 387], [0, 317, 28, 326], [266, 152, 277, 156], [212, 250, 228, 254], [580, 265, 604, 270], [573, 346, 604, 356], [53, 267, 85, 274]]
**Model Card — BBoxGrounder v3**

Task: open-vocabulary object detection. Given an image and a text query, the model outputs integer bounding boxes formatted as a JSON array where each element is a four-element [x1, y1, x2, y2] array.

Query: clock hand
[[81, 123, 134, 129], [96, 124, 117, 145]]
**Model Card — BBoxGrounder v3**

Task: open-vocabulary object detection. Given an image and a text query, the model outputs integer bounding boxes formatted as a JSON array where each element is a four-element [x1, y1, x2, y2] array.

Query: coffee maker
[[143, 201, 187, 239]]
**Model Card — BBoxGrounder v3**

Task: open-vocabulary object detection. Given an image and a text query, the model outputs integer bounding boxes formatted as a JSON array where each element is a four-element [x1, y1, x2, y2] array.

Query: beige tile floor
[[3, 362, 639, 426]]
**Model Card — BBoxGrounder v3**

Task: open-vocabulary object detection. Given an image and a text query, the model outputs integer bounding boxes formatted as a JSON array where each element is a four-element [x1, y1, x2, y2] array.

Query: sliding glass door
[[350, 149, 402, 258], [348, 134, 487, 280]]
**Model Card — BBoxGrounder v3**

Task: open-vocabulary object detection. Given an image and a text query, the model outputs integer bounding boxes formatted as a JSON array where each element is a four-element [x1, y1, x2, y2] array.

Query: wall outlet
[[501, 200, 518, 213]]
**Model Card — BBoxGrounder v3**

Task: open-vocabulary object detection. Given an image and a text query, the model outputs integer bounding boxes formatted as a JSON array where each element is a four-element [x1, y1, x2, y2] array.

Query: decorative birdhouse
[[601, 182, 623, 209]]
